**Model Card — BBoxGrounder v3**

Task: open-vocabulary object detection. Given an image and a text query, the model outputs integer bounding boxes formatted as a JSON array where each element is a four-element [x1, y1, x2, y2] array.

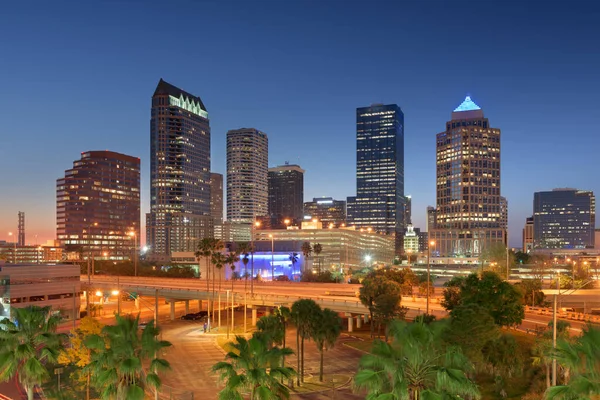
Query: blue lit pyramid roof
[[453, 96, 481, 112]]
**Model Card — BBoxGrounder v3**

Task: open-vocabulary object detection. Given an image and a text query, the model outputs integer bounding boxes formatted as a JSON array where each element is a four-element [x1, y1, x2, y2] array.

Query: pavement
[[157, 317, 364, 400]]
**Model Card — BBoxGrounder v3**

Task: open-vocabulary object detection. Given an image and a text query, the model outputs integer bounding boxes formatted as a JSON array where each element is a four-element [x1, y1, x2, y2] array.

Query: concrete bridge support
[[170, 301, 175, 321], [356, 315, 362, 329], [252, 308, 257, 326], [185, 300, 190, 314], [347, 315, 354, 332]]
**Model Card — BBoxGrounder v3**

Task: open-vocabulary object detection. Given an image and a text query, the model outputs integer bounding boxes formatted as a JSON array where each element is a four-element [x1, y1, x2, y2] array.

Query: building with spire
[[146, 79, 213, 261], [429, 96, 504, 257]]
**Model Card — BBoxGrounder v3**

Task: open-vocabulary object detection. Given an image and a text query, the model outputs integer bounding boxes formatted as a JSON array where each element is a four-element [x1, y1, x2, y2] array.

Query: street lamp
[[128, 230, 138, 277], [8, 232, 16, 263], [427, 240, 436, 315], [269, 234, 275, 281], [85, 222, 98, 313], [283, 218, 291, 228]]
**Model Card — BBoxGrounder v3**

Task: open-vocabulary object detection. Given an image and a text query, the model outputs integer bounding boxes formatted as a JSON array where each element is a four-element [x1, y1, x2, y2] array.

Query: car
[[181, 311, 209, 321]]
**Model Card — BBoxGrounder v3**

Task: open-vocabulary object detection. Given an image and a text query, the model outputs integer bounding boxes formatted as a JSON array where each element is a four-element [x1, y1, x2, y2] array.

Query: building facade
[[268, 164, 304, 224], [146, 79, 212, 260], [426, 206, 437, 232], [403, 224, 419, 254], [500, 196, 508, 230], [210, 173, 224, 225], [254, 226, 395, 271], [57, 150, 140, 261], [226, 128, 269, 223], [0, 261, 81, 323], [405, 196, 412, 225], [523, 216, 534, 253], [430, 96, 504, 257], [347, 104, 405, 254], [303, 197, 346, 228], [533, 189, 595, 249]]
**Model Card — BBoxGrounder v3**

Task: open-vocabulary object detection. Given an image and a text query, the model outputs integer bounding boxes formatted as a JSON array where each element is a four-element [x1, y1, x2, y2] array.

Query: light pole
[[269, 234, 274, 281], [128, 230, 138, 277], [251, 221, 260, 295], [427, 240, 435, 315]]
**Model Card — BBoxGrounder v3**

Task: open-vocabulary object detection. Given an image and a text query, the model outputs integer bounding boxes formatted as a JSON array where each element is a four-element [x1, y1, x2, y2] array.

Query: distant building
[[596, 229, 600, 249], [303, 197, 346, 228], [403, 224, 419, 254], [255, 226, 395, 272], [146, 79, 212, 260], [500, 196, 508, 230], [405, 196, 412, 225], [0, 244, 63, 264], [17, 212, 25, 247], [523, 216, 534, 253], [0, 261, 81, 323], [533, 189, 595, 249], [426, 206, 436, 232], [226, 128, 269, 223], [430, 96, 504, 257], [268, 164, 304, 225], [214, 222, 251, 243], [57, 150, 140, 261], [418, 231, 429, 252], [210, 173, 224, 225], [347, 104, 405, 254]]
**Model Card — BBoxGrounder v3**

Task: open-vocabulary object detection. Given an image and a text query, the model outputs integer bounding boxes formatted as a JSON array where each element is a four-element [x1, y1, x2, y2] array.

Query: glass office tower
[[347, 104, 405, 254]]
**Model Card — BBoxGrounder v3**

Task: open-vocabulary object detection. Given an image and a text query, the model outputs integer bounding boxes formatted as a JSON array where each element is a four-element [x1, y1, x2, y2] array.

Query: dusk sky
[[1, 1, 599, 247]]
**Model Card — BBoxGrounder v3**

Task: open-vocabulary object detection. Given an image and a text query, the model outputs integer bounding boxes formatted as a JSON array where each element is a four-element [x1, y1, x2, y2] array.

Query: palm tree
[[533, 320, 571, 389], [195, 238, 213, 291], [238, 242, 252, 292], [354, 319, 480, 399], [291, 299, 322, 385], [0, 306, 64, 400], [301, 242, 312, 276], [226, 251, 241, 293], [313, 243, 323, 274], [312, 308, 342, 382], [212, 333, 295, 400], [288, 252, 299, 280], [85, 314, 171, 400], [275, 306, 292, 379], [212, 251, 227, 291], [545, 325, 600, 399]]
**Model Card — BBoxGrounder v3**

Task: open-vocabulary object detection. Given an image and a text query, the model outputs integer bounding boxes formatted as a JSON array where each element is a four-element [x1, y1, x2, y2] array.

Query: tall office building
[[523, 216, 534, 253], [500, 196, 508, 230], [146, 79, 213, 260], [268, 163, 304, 223], [210, 173, 224, 225], [57, 151, 140, 260], [347, 104, 405, 254], [226, 128, 269, 223], [430, 96, 504, 257], [533, 189, 595, 249], [303, 197, 347, 227]]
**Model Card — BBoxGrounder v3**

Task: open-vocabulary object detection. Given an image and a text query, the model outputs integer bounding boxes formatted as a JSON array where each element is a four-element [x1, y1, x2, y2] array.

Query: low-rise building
[[0, 261, 81, 322]]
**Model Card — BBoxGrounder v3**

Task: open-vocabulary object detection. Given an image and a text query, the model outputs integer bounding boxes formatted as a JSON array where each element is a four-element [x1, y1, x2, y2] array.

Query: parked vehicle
[[181, 311, 208, 321]]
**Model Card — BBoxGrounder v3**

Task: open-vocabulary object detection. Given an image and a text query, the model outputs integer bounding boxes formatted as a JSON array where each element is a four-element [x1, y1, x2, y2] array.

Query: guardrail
[[525, 306, 600, 324]]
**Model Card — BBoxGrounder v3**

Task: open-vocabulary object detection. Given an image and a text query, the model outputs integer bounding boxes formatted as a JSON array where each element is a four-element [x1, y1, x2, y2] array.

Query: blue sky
[[1, 1, 599, 246]]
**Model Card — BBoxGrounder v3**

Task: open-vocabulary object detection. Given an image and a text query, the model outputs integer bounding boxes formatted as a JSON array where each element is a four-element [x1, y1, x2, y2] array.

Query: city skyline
[[1, 2, 599, 247]]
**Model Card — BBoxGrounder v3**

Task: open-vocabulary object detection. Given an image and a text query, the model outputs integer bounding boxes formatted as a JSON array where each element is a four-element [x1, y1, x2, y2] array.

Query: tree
[[359, 275, 404, 338], [212, 251, 226, 291], [288, 252, 299, 279], [196, 238, 213, 290], [274, 306, 291, 378], [533, 320, 572, 389], [58, 316, 104, 399], [313, 243, 323, 274], [354, 319, 480, 399], [212, 334, 294, 400], [226, 251, 240, 292], [85, 314, 171, 400], [291, 299, 321, 385], [441, 271, 525, 327], [301, 242, 312, 275], [480, 243, 514, 279], [366, 267, 418, 295], [311, 308, 342, 382], [514, 251, 531, 265], [545, 325, 600, 399], [0, 306, 64, 400], [516, 278, 547, 307], [256, 315, 284, 349], [237, 242, 252, 292], [445, 303, 500, 366], [482, 333, 525, 382]]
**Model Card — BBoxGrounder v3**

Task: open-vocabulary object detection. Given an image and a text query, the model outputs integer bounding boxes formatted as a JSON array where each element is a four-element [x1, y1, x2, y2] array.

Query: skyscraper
[[303, 197, 347, 228], [500, 196, 508, 230], [523, 216, 534, 253], [347, 104, 405, 254], [426, 206, 437, 233], [430, 96, 504, 257], [405, 196, 412, 225], [210, 173, 224, 225], [268, 163, 304, 224], [533, 189, 595, 249], [226, 128, 269, 223], [57, 151, 140, 260], [146, 79, 213, 260]]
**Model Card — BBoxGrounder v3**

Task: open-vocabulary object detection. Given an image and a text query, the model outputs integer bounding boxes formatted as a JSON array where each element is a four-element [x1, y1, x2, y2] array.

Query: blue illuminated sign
[[453, 96, 481, 112]]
